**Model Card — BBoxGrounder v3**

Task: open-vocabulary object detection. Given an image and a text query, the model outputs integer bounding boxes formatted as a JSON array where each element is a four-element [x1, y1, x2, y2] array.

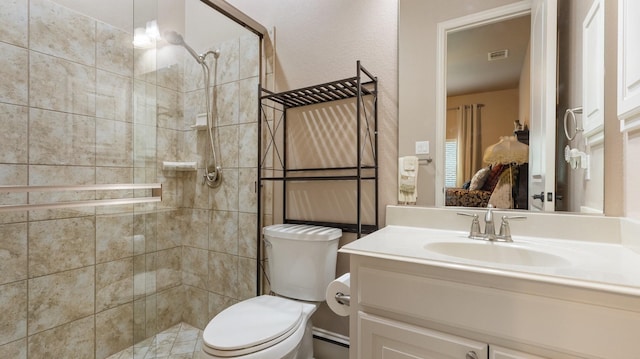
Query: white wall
[[227, 0, 398, 228], [626, 131, 640, 219], [185, 0, 248, 52], [557, 0, 604, 213], [603, 0, 625, 216]]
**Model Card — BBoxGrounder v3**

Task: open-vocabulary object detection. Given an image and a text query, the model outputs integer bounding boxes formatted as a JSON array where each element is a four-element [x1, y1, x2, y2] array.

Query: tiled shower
[[0, 0, 261, 357]]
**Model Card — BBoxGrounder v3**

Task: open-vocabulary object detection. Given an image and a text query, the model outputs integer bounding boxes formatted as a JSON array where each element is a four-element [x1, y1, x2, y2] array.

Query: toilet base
[[292, 318, 314, 359]]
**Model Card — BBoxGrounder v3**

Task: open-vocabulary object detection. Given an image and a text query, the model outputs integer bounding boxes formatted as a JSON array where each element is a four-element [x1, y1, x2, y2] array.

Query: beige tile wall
[[0, 1, 156, 357], [176, 32, 261, 329], [0, 0, 261, 358]]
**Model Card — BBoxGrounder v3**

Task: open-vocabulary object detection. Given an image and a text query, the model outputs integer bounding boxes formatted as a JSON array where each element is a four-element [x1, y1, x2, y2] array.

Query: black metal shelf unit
[[257, 61, 378, 244]]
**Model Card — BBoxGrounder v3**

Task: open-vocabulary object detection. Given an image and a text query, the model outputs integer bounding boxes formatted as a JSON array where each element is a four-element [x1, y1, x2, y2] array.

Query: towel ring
[[563, 107, 583, 141]]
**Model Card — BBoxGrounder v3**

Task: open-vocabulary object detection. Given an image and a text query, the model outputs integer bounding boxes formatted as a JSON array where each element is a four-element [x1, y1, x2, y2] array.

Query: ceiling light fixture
[[133, 20, 161, 48]]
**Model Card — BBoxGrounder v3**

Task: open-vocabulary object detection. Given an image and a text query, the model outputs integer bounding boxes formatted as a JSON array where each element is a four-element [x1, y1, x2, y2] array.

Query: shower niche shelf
[[257, 61, 379, 239], [190, 113, 208, 130]]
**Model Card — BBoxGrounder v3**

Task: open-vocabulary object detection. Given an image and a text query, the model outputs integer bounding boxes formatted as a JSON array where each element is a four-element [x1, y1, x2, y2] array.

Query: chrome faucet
[[458, 205, 526, 242], [483, 205, 496, 238]]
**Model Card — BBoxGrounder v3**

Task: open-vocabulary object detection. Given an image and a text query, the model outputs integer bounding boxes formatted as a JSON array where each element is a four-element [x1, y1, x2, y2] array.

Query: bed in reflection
[[446, 133, 529, 209], [445, 163, 527, 209]]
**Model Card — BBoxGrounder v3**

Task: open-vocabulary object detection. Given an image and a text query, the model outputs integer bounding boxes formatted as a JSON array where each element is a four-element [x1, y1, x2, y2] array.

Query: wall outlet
[[415, 141, 429, 155]]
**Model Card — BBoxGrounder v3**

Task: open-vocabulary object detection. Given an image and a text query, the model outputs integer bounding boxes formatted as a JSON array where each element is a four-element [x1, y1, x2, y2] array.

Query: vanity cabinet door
[[490, 346, 549, 359], [358, 312, 488, 359]]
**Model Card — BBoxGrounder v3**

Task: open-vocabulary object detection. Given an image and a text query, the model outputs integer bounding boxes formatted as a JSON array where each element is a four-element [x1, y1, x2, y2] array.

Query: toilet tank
[[263, 224, 341, 301]]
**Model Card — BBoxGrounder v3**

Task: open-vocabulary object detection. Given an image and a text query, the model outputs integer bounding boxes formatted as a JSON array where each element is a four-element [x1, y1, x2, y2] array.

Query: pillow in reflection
[[469, 167, 490, 190], [482, 164, 505, 192]]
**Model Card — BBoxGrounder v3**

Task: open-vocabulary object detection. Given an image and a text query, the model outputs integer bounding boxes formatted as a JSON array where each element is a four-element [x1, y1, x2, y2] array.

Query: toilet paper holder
[[335, 292, 350, 306]]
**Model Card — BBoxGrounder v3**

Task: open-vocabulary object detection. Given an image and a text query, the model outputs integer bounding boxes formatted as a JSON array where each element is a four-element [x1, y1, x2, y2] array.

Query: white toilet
[[199, 224, 342, 359]]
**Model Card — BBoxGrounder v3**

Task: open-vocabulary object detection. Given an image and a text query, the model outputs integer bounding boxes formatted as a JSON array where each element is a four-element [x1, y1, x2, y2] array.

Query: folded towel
[[399, 174, 416, 192], [398, 156, 419, 204], [402, 156, 418, 171]]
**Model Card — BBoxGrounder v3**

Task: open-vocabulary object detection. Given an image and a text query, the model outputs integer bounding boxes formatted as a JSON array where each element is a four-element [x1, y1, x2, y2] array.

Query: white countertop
[[341, 224, 640, 297]]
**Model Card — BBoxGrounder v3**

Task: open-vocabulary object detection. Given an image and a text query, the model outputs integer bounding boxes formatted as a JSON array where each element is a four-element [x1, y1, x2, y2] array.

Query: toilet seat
[[202, 295, 304, 357]]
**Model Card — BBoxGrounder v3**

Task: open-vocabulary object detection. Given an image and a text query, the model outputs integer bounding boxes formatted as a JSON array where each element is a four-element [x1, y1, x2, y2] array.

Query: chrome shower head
[[163, 30, 185, 45], [163, 30, 203, 64]]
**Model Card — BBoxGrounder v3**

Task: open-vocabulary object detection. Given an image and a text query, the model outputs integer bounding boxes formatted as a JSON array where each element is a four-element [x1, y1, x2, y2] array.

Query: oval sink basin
[[424, 241, 571, 267]]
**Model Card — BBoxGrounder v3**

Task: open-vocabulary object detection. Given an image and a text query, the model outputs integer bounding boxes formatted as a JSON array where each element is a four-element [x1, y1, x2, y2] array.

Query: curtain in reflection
[[456, 104, 482, 186]]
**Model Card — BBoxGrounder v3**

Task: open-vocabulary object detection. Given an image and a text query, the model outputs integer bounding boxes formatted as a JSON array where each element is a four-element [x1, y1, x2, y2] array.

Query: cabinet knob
[[466, 351, 479, 359]]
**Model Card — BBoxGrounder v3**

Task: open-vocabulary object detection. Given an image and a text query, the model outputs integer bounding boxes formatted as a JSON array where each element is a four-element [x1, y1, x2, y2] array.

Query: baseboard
[[312, 327, 349, 359]]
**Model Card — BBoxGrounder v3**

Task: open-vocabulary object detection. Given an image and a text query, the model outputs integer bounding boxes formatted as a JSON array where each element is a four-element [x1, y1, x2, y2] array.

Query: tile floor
[[107, 323, 203, 359]]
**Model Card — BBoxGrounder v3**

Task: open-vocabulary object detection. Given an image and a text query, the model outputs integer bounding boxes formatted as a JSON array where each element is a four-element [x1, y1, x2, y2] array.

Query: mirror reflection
[[441, 0, 604, 213], [555, 0, 605, 213], [444, 15, 531, 210]]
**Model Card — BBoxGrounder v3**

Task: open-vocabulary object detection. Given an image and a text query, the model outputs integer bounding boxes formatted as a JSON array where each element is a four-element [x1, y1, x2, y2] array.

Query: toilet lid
[[203, 295, 303, 354]]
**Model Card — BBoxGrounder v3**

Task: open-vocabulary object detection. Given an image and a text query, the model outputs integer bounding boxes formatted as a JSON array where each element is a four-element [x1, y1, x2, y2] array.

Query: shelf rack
[[257, 61, 378, 244]]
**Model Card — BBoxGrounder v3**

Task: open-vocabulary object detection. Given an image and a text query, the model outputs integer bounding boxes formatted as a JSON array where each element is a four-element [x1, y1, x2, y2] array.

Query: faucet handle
[[498, 215, 526, 240], [457, 212, 481, 238], [501, 215, 527, 223], [457, 212, 476, 217]]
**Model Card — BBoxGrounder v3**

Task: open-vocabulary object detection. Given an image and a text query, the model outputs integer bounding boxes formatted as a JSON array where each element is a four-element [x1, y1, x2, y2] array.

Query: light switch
[[415, 141, 429, 155]]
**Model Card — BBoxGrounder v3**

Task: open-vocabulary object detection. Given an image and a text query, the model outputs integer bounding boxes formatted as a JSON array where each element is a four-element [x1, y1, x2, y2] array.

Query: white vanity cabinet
[[359, 311, 550, 359], [342, 207, 640, 358], [359, 312, 488, 359], [490, 346, 548, 359], [346, 252, 640, 359], [359, 312, 547, 359]]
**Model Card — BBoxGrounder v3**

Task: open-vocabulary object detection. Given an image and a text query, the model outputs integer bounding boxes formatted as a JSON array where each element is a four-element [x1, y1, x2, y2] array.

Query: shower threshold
[[106, 322, 203, 359]]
